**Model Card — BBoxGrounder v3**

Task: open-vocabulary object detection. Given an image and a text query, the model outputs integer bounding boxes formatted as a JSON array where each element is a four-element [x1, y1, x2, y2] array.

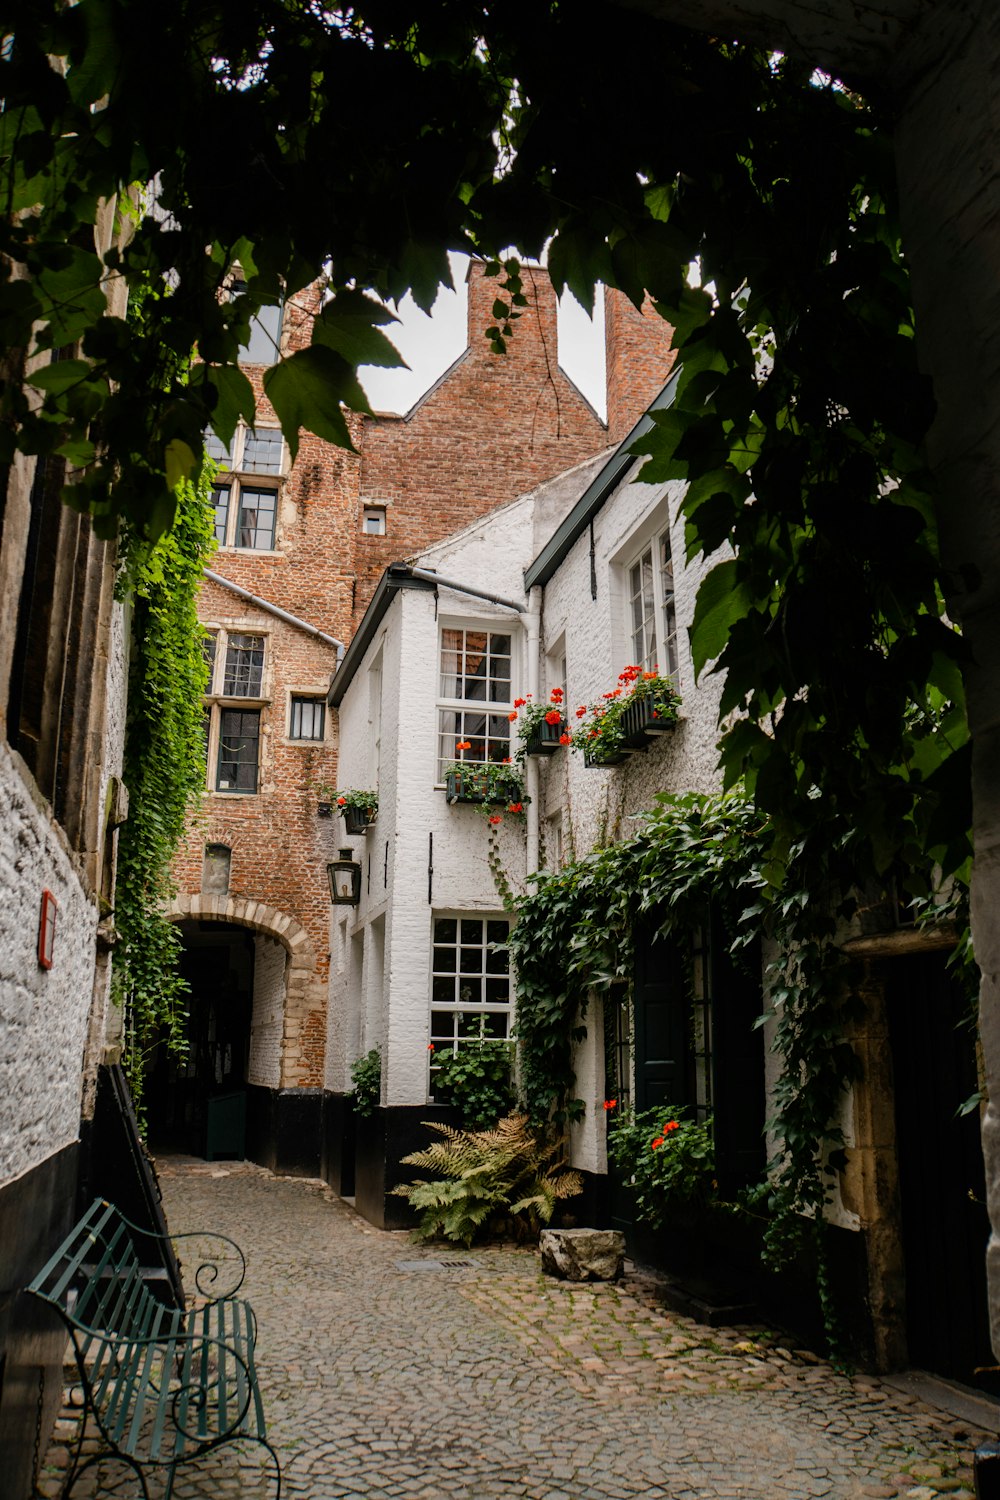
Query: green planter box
[[342, 804, 377, 835], [525, 718, 567, 756], [444, 769, 524, 806]]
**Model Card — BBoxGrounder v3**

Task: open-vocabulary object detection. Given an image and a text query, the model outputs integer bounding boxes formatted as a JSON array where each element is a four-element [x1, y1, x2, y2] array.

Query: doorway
[[886, 950, 993, 1386], [146, 921, 254, 1160]]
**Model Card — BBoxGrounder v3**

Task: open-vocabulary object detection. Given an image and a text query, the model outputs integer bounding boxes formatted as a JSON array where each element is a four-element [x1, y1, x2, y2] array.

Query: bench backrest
[[27, 1198, 171, 1345]]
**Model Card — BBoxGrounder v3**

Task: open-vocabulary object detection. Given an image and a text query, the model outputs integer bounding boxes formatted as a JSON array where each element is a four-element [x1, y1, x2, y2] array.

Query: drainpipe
[[524, 585, 542, 878], [204, 569, 345, 663]]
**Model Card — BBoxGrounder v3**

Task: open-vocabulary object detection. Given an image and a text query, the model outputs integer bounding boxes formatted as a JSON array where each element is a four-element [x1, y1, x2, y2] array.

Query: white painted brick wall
[[248, 933, 285, 1087], [0, 740, 99, 1184]]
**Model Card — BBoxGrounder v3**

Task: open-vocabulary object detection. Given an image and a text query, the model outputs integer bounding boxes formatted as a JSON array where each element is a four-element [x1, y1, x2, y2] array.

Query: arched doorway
[[146, 920, 256, 1159]]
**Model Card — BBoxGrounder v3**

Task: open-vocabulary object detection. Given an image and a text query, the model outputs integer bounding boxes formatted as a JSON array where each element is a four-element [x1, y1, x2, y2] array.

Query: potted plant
[[605, 1104, 716, 1230], [336, 788, 379, 834], [570, 666, 680, 766], [509, 689, 570, 757]]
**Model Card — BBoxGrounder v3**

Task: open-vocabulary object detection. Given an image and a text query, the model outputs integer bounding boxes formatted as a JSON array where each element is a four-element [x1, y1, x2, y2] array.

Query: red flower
[[662, 1120, 679, 1134], [643, 671, 657, 680], [550, 688, 564, 701], [508, 711, 519, 722], [337, 796, 346, 805], [575, 706, 587, 719], [544, 709, 561, 725], [488, 814, 502, 826], [456, 740, 471, 751], [507, 802, 523, 814], [651, 1137, 664, 1151], [559, 733, 571, 745], [427, 1043, 435, 1051], [603, 1099, 617, 1111]]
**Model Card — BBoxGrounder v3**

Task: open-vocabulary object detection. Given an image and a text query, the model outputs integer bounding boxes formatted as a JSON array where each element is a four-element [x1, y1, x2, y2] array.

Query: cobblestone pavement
[[38, 1159, 997, 1500]]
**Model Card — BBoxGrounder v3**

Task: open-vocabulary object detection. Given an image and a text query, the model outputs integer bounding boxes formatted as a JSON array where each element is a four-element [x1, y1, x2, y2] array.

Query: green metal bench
[[27, 1197, 280, 1499]]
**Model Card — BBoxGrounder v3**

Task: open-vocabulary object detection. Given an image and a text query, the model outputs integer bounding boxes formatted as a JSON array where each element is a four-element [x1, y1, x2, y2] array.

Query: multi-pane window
[[202, 629, 268, 794], [437, 627, 512, 776], [290, 696, 326, 741], [217, 709, 261, 793], [206, 424, 284, 551], [627, 531, 678, 678], [429, 916, 512, 1070]]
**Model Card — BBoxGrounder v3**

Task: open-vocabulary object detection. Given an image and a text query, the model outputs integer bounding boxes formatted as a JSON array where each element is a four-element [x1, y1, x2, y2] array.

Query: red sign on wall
[[38, 889, 58, 970]]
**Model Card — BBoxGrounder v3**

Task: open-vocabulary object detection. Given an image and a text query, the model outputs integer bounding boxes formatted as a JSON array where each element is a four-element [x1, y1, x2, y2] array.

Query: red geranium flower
[[662, 1120, 679, 1134], [559, 733, 571, 745], [575, 706, 587, 718], [337, 796, 346, 805], [550, 688, 564, 701], [544, 709, 561, 725], [508, 711, 518, 722], [603, 1099, 617, 1111], [456, 740, 471, 751], [427, 1043, 435, 1051], [651, 1137, 664, 1151], [488, 814, 502, 826]]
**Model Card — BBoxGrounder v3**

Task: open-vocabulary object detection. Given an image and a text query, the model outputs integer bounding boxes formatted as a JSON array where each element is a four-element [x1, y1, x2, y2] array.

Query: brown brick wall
[[604, 289, 677, 445], [174, 263, 670, 1090]]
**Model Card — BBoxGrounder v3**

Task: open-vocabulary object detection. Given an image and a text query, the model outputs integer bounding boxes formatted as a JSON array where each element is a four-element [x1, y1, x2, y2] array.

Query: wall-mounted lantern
[[327, 850, 362, 906], [38, 888, 58, 969]]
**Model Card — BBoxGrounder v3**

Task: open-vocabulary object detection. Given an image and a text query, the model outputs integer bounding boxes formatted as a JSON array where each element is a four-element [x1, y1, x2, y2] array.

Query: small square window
[[290, 696, 325, 740], [363, 506, 387, 536]]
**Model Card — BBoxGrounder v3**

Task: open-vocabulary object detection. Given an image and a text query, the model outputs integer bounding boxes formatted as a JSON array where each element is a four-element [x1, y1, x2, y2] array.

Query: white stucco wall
[[0, 740, 99, 1185], [248, 933, 285, 1088]]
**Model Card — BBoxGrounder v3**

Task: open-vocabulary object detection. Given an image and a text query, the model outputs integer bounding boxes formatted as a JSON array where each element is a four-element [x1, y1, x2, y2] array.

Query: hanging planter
[[525, 717, 569, 756], [619, 695, 678, 750], [571, 667, 681, 765], [509, 691, 570, 758], [583, 745, 629, 769], [336, 789, 378, 833]]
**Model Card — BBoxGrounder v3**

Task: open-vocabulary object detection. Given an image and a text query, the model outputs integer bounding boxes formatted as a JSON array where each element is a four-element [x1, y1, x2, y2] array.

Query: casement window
[[228, 277, 284, 366], [289, 695, 326, 741], [205, 425, 284, 551], [437, 626, 513, 778], [626, 530, 678, 679], [429, 916, 512, 1086], [202, 629, 268, 794]]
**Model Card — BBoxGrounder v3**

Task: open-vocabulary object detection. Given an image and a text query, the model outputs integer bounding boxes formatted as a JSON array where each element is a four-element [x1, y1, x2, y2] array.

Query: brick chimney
[[604, 289, 677, 444], [464, 257, 560, 363]]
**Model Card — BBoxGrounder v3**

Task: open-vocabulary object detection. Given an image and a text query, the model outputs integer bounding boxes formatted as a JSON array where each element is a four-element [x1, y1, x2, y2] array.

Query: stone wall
[[248, 933, 286, 1088]]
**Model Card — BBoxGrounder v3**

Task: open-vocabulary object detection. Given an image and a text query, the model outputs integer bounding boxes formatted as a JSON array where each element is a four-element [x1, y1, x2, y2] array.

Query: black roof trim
[[327, 563, 437, 707], [523, 368, 680, 591]]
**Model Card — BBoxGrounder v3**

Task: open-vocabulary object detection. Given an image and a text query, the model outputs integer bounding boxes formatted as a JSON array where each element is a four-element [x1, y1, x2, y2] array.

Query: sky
[[359, 253, 607, 420]]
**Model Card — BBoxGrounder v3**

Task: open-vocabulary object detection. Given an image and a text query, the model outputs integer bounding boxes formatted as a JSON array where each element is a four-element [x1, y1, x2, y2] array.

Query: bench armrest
[[110, 1206, 248, 1302]]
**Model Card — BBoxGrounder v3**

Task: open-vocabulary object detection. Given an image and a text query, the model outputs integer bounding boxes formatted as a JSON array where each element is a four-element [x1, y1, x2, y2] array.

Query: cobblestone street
[[39, 1160, 998, 1500]]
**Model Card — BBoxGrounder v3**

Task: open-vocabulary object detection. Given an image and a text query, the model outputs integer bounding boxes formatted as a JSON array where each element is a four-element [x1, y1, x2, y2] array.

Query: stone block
[[539, 1228, 625, 1282]]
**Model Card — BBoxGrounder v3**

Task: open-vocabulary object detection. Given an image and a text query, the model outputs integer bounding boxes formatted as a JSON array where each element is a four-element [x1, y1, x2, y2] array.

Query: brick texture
[[604, 290, 677, 444]]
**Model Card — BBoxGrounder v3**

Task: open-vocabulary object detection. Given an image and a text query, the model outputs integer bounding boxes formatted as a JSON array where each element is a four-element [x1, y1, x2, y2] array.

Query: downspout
[[204, 568, 345, 663], [524, 585, 542, 878]]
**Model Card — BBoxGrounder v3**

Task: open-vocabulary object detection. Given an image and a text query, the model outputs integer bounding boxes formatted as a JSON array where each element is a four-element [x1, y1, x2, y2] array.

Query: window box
[[444, 769, 524, 806], [342, 803, 377, 835], [524, 718, 568, 756], [583, 746, 628, 769], [620, 697, 677, 750]]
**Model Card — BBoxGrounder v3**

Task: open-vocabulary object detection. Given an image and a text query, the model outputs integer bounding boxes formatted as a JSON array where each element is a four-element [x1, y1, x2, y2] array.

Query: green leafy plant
[[606, 1106, 717, 1230], [442, 758, 527, 822], [429, 1030, 515, 1129], [391, 1114, 583, 1247], [336, 788, 379, 813], [113, 469, 216, 1116], [509, 690, 569, 752], [349, 1048, 381, 1118], [569, 665, 681, 762]]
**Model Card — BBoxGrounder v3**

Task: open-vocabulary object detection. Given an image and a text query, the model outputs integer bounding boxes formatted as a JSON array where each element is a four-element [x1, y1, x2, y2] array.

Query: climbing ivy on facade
[[113, 468, 215, 1113]]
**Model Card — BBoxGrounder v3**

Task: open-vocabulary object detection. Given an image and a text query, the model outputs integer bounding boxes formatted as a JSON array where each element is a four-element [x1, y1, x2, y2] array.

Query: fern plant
[[391, 1114, 582, 1247]]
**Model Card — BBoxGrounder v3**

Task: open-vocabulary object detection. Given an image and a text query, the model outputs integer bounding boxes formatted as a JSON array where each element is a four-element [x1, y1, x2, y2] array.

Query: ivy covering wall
[[510, 788, 969, 1344], [113, 471, 214, 1113]]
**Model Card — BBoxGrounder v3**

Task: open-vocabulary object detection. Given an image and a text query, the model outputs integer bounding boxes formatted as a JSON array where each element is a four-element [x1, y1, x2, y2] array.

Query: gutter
[[329, 561, 526, 708], [204, 568, 345, 662]]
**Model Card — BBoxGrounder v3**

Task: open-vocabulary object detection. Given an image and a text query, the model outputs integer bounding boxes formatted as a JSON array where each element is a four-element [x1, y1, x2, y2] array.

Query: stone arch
[[166, 893, 319, 1088]]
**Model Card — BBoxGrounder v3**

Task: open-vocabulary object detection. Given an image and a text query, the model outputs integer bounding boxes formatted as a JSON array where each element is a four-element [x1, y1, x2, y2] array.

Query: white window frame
[[436, 621, 516, 781], [623, 526, 678, 680], [428, 912, 513, 1095], [202, 627, 271, 795], [362, 504, 387, 536], [206, 424, 285, 553]]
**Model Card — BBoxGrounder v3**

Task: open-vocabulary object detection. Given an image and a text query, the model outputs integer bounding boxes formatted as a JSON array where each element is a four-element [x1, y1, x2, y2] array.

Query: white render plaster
[[248, 933, 285, 1088], [0, 739, 98, 1184]]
